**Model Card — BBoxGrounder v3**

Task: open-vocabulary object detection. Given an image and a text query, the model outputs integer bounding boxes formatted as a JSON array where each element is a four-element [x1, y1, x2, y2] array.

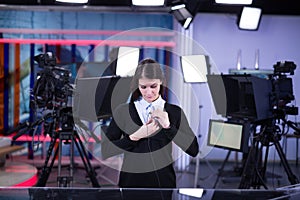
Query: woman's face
[[138, 78, 162, 103]]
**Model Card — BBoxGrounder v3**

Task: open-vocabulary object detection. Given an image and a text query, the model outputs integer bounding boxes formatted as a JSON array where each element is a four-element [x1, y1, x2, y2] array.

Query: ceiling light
[[169, 0, 201, 29], [55, 0, 88, 3], [132, 0, 165, 6], [237, 7, 262, 30], [171, 4, 186, 10], [183, 17, 193, 29], [215, 0, 252, 5]]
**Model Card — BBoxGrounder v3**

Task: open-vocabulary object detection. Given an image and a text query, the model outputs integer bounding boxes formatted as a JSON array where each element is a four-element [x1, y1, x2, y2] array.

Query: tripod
[[35, 108, 100, 188], [238, 118, 299, 189], [35, 129, 100, 187]]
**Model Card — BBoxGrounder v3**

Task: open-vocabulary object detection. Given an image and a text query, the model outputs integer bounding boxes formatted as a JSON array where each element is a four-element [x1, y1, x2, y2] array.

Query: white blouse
[[134, 96, 166, 124]]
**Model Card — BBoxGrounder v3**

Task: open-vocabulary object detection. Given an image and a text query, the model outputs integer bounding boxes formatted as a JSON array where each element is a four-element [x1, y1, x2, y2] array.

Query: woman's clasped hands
[[129, 108, 170, 141]]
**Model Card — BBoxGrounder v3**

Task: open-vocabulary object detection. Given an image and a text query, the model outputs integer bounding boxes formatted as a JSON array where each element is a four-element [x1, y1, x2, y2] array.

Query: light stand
[[193, 105, 202, 188], [179, 54, 209, 187]]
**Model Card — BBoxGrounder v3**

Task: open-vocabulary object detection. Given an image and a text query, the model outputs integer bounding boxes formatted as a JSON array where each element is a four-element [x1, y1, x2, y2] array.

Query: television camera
[[207, 61, 300, 189], [31, 52, 73, 110], [270, 61, 298, 118], [9, 52, 100, 188]]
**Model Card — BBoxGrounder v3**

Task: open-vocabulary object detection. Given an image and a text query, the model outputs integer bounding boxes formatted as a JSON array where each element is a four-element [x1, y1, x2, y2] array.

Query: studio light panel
[[181, 54, 208, 83], [238, 7, 262, 30]]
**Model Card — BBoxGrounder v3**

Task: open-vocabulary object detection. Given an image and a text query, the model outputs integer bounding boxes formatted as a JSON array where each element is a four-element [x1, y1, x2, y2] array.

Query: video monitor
[[73, 76, 132, 122], [115, 46, 140, 77], [180, 54, 208, 83], [207, 119, 249, 153], [207, 74, 273, 121]]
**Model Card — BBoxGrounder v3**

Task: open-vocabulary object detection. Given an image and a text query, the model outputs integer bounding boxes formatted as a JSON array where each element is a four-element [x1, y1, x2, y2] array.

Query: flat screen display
[[207, 119, 249, 152]]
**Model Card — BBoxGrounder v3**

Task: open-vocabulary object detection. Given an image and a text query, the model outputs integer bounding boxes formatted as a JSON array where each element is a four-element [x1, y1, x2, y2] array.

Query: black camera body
[[34, 52, 57, 68], [274, 61, 296, 76], [271, 61, 298, 117], [32, 52, 72, 109], [207, 61, 298, 122]]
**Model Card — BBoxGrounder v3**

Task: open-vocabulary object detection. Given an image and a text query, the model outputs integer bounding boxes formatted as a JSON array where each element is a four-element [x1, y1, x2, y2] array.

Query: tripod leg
[[69, 134, 75, 186], [252, 142, 268, 189], [273, 134, 299, 185], [213, 150, 231, 188], [35, 134, 59, 187], [239, 140, 259, 189], [74, 132, 100, 188], [56, 133, 74, 187]]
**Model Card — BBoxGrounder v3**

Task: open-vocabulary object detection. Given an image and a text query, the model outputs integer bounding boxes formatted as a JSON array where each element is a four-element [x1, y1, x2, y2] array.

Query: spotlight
[[170, 3, 186, 11], [237, 7, 262, 31], [169, 0, 201, 29], [170, 4, 193, 29]]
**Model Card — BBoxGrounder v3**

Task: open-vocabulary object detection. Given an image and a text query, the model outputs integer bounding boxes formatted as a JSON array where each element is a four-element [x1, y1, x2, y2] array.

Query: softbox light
[[180, 54, 208, 83], [115, 46, 140, 77], [238, 7, 262, 31]]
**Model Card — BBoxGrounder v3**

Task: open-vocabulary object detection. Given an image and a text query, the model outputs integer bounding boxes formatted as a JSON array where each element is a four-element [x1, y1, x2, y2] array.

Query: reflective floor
[[1, 154, 300, 199], [0, 187, 300, 200], [178, 157, 300, 190], [5, 154, 300, 190]]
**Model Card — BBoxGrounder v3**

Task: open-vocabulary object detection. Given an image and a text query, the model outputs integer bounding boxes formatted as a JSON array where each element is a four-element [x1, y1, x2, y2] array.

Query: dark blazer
[[101, 102, 199, 188]]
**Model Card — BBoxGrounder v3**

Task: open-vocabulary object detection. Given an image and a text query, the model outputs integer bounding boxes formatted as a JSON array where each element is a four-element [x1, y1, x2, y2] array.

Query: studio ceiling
[[0, 0, 299, 16]]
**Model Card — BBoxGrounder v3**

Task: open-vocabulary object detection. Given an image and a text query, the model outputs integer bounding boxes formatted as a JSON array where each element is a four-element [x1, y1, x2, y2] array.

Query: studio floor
[[3, 153, 300, 190]]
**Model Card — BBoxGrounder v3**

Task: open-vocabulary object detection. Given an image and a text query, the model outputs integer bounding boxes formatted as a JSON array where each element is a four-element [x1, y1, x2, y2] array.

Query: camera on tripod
[[32, 52, 73, 110], [207, 61, 300, 189], [207, 61, 298, 123], [29, 52, 101, 187]]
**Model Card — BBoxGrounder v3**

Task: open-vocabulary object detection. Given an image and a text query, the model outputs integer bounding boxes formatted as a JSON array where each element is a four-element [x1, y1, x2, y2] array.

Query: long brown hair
[[130, 58, 166, 103]]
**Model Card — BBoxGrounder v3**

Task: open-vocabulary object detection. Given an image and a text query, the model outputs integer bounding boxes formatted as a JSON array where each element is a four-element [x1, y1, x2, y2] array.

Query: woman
[[101, 58, 199, 188]]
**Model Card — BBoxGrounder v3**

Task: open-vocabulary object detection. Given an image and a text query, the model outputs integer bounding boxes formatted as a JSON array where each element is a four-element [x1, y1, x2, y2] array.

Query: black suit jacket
[[101, 102, 199, 188]]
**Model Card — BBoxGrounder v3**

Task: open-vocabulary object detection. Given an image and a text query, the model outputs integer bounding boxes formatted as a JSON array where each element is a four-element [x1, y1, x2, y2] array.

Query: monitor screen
[[116, 46, 140, 77], [207, 119, 249, 153], [180, 54, 208, 83]]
